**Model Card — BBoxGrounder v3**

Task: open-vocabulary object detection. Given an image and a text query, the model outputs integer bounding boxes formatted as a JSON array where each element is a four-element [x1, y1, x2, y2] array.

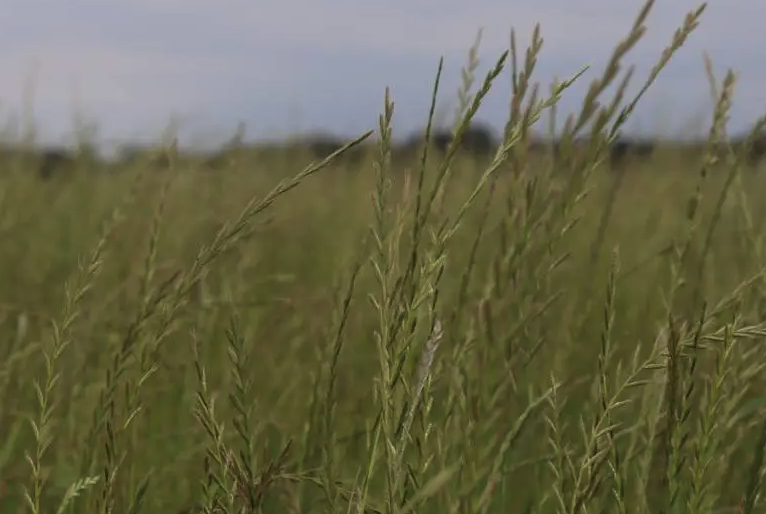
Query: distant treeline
[[1, 121, 765, 180], [294, 123, 766, 169]]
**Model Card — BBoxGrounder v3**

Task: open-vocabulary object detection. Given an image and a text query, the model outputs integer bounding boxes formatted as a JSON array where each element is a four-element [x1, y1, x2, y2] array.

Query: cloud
[[0, 0, 763, 146]]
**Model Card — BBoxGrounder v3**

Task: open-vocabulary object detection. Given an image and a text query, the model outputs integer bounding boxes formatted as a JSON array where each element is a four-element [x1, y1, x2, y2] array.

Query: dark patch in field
[[299, 133, 367, 165], [37, 149, 77, 180], [750, 135, 766, 164], [730, 132, 766, 166], [609, 138, 655, 169], [401, 122, 499, 161]]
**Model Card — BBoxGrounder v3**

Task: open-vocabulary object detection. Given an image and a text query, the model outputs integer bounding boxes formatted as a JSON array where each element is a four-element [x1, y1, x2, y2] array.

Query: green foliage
[[3, 2, 766, 513]]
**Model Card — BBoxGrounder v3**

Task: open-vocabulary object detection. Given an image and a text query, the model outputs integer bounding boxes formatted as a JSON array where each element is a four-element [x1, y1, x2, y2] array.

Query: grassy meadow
[[4, 2, 766, 513]]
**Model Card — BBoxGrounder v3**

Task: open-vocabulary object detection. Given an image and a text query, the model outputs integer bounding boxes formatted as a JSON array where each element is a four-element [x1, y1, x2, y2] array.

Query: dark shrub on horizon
[[399, 121, 499, 161], [609, 137, 655, 169]]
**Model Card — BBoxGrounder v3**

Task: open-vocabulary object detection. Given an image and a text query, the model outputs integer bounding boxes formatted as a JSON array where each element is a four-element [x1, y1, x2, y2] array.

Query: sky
[[1, 0, 764, 151]]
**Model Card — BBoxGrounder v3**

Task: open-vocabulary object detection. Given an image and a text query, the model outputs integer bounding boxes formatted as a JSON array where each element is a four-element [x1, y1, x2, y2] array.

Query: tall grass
[[2, 1, 766, 513]]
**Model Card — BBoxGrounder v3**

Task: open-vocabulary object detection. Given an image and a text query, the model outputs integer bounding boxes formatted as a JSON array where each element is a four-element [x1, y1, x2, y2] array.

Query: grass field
[[4, 2, 766, 513]]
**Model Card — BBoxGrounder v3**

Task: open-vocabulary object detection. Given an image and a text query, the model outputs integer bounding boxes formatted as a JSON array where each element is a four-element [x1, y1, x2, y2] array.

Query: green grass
[[4, 1, 766, 513]]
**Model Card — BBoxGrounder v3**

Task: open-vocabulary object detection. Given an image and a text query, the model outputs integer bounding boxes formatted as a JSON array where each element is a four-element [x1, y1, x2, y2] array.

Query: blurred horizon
[[1, 0, 764, 153]]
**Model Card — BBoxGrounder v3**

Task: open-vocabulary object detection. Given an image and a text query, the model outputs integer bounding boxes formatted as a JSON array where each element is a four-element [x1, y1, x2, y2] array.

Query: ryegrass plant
[[3, 1, 766, 513]]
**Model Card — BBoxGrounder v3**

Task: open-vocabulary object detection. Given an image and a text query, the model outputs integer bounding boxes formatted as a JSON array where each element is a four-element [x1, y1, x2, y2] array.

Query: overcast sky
[[1, 0, 764, 149]]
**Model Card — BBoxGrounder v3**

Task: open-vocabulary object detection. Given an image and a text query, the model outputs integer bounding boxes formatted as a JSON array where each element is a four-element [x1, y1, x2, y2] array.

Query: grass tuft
[[5, 1, 766, 514]]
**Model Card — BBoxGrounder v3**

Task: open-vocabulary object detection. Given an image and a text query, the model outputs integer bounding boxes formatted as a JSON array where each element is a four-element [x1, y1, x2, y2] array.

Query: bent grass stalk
[[6, 2, 766, 514]]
